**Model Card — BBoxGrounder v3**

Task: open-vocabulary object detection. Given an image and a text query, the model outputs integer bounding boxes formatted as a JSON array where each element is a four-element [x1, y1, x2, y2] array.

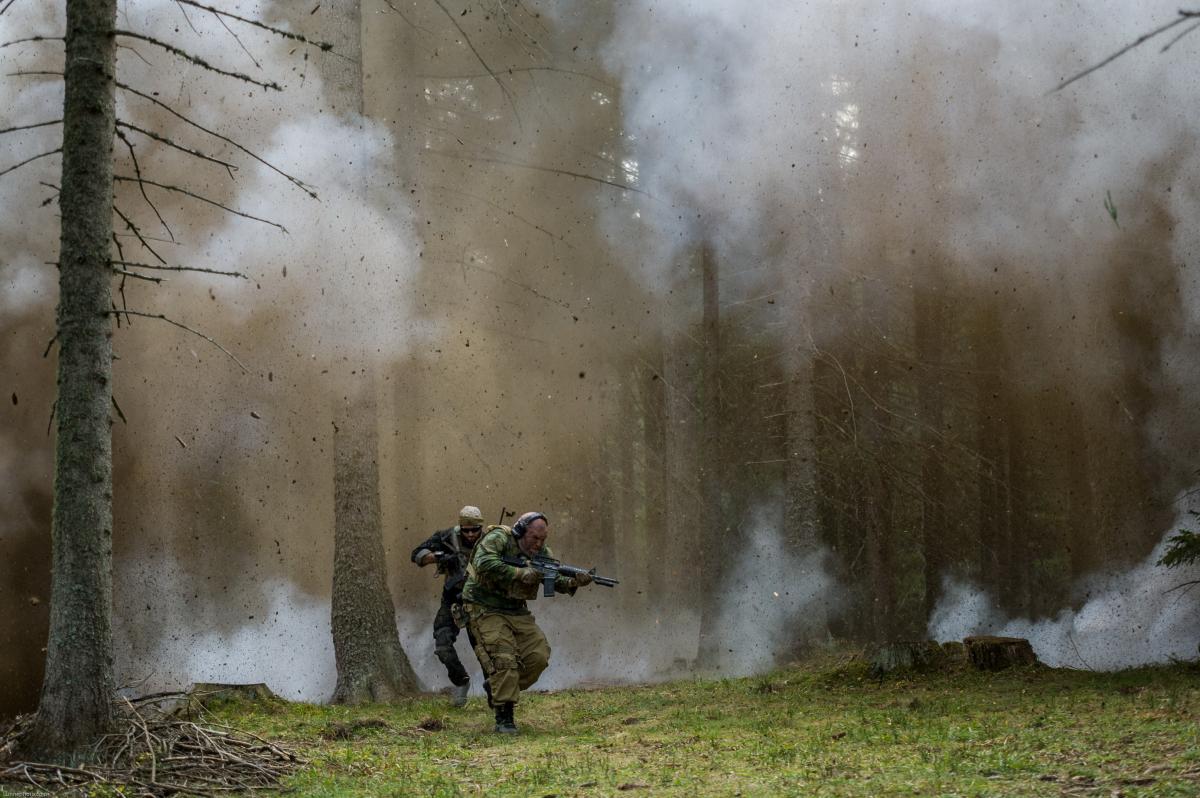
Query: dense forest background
[[3, 0, 1199, 716]]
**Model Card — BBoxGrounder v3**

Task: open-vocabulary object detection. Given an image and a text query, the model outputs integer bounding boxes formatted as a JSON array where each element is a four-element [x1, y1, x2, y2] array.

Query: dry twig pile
[[0, 693, 303, 796]]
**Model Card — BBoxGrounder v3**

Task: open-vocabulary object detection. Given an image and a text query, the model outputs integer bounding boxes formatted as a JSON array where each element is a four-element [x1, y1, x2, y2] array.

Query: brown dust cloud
[[3, 0, 1200, 714]]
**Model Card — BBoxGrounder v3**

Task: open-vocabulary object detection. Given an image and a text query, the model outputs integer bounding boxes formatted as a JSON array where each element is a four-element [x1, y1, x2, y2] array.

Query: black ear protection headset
[[512, 512, 547, 538]]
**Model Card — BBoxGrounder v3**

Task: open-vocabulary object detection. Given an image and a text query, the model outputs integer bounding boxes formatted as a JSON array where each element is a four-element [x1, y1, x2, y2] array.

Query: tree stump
[[963, 636, 1039, 670], [868, 641, 945, 678]]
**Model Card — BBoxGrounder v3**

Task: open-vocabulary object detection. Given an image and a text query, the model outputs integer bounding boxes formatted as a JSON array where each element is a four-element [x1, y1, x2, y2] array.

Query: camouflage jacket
[[411, 526, 476, 602], [461, 525, 577, 614]]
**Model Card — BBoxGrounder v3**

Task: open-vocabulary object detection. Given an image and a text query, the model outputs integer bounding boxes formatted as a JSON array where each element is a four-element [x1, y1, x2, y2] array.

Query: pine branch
[[116, 80, 318, 199], [113, 175, 288, 232], [428, 0, 521, 128], [173, 0, 201, 35], [110, 260, 248, 280], [1052, 11, 1200, 93], [0, 35, 63, 49], [112, 30, 282, 90], [1162, 19, 1200, 52], [212, 10, 261, 69], [116, 121, 239, 177], [174, 0, 334, 52], [416, 65, 616, 90], [102, 310, 249, 373], [111, 268, 166, 283], [379, 0, 433, 35], [115, 129, 175, 242], [113, 204, 168, 265], [426, 149, 645, 195], [0, 147, 61, 179], [0, 119, 62, 136]]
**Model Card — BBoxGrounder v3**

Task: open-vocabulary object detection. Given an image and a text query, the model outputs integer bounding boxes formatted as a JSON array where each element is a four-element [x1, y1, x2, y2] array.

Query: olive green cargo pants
[[463, 604, 551, 705]]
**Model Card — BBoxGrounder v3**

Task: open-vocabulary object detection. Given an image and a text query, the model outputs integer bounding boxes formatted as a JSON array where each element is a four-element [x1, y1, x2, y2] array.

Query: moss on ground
[[208, 656, 1200, 797]]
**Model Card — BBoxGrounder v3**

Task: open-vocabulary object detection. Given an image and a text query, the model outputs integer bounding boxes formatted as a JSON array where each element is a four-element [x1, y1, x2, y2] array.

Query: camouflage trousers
[[462, 604, 550, 705], [433, 601, 471, 687]]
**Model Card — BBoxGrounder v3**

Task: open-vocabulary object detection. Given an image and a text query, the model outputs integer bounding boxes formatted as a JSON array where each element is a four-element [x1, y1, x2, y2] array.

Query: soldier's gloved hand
[[515, 567, 540, 586], [573, 571, 594, 587]]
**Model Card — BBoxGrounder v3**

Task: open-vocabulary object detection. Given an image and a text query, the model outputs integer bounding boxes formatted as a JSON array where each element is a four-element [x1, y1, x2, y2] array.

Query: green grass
[[209, 656, 1200, 797]]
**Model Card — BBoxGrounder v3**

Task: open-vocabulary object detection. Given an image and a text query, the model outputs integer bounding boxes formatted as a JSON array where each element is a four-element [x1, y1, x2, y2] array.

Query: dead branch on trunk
[[117, 120, 239, 177], [427, 149, 645, 195], [103, 309, 250, 373], [0, 119, 61, 136], [115, 129, 175, 241], [429, 0, 521, 128], [1053, 10, 1200, 93], [111, 260, 248, 280], [113, 175, 287, 232], [0, 35, 62, 48], [0, 147, 61, 179], [113, 204, 168, 264], [112, 29, 282, 91], [115, 79, 318, 199], [175, 0, 333, 52]]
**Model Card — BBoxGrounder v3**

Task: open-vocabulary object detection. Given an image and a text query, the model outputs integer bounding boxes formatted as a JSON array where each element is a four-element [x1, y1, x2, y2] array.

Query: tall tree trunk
[[782, 272, 825, 641], [973, 301, 1009, 601], [661, 314, 700, 612], [331, 385, 420, 703], [19, 0, 119, 764], [638, 355, 667, 604], [323, 0, 418, 703], [696, 240, 726, 667], [915, 281, 948, 621]]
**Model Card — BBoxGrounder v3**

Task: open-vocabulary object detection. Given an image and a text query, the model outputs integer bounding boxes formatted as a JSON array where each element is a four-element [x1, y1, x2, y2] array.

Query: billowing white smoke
[[125, 520, 835, 701], [709, 521, 838, 674], [115, 563, 450, 701], [929, 525, 1200, 669], [538, 515, 838, 686]]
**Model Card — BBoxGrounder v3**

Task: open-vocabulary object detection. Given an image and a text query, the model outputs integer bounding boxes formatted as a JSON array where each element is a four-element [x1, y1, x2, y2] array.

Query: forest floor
[[203, 654, 1200, 797]]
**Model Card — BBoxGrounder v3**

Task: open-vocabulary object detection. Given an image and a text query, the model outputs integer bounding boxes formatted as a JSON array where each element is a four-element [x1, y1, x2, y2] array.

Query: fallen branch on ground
[[0, 694, 304, 797]]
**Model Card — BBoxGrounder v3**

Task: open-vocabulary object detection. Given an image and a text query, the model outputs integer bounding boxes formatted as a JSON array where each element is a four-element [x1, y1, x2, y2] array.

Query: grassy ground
[[208, 656, 1200, 797]]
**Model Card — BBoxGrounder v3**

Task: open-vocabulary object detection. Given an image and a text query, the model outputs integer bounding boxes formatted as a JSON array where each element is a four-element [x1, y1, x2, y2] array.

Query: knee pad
[[491, 653, 519, 673], [523, 650, 549, 675], [434, 627, 458, 649]]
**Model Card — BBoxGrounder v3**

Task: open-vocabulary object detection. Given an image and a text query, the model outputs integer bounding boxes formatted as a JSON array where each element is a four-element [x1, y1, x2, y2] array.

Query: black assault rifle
[[500, 554, 619, 597]]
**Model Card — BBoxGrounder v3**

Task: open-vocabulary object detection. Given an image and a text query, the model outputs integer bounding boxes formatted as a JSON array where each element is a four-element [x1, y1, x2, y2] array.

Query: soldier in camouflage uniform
[[461, 511, 593, 733], [411, 505, 485, 707]]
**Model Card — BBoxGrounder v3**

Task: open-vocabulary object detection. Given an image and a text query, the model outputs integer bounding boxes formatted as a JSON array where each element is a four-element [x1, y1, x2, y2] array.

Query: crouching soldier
[[411, 505, 485, 706], [461, 511, 592, 733]]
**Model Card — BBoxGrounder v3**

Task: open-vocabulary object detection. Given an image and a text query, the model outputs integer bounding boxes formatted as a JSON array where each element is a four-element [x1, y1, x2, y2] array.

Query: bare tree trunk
[[323, 0, 418, 704], [782, 233, 826, 641], [661, 316, 700, 611], [696, 240, 726, 667], [973, 301, 1009, 601], [18, 0, 119, 764], [915, 281, 948, 621], [331, 386, 420, 703]]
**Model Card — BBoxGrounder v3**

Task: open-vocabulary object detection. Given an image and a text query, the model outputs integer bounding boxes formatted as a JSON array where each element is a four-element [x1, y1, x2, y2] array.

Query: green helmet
[[458, 505, 484, 528]]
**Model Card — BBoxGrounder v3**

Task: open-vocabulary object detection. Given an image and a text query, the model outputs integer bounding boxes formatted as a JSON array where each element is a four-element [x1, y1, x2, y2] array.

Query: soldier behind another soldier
[[461, 511, 593, 733], [411, 505, 485, 707]]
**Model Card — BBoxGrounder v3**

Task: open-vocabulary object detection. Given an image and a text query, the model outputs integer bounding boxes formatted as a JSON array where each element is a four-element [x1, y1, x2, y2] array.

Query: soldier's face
[[461, 525, 482, 546], [519, 519, 548, 556]]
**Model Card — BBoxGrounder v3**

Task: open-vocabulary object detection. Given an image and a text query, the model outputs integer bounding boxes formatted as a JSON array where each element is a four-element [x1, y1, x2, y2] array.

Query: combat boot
[[451, 678, 469, 708], [494, 702, 518, 734]]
